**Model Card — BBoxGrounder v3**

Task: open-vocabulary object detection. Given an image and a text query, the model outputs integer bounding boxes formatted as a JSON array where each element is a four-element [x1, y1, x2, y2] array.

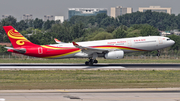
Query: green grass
[[0, 58, 180, 63], [0, 70, 180, 89]]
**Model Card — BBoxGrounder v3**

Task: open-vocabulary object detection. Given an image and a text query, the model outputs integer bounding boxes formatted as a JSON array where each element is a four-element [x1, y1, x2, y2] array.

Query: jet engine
[[104, 51, 124, 59]]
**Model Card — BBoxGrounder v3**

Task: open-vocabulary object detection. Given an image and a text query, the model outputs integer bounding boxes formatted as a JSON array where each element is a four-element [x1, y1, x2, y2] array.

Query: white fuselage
[[49, 36, 175, 59]]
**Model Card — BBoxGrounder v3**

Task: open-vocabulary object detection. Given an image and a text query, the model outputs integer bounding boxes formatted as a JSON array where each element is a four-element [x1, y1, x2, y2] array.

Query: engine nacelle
[[104, 51, 124, 59]]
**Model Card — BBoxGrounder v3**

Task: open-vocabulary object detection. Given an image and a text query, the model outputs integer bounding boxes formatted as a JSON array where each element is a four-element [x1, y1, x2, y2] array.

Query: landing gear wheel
[[94, 60, 98, 63], [89, 61, 93, 66], [89, 59, 94, 66], [85, 59, 96, 66], [85, 61, 89, 65]]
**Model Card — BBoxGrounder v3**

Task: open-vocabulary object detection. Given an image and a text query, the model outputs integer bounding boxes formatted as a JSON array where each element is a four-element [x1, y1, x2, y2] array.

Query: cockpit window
[[167, 39, 171, 41]]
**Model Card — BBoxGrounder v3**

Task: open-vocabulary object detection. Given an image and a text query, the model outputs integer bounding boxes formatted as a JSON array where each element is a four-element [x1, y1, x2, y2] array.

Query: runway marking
[[1, 63, 180, 70], [0, 98, 5, 101], [145, 88, 163, 91], [57, 90, 69, 92], [0, 66, 125, 69]]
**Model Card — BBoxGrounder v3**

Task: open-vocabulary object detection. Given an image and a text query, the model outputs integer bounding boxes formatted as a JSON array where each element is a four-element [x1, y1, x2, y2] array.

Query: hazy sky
[[0, 0, 179, 21]]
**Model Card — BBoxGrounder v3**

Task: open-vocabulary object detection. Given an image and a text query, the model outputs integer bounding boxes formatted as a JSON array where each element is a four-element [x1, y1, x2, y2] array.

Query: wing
[[72, 42, 117, 53]]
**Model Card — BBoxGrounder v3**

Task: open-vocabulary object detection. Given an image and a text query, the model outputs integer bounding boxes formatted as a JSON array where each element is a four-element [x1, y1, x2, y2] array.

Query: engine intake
[[104, 51, 124, 59]]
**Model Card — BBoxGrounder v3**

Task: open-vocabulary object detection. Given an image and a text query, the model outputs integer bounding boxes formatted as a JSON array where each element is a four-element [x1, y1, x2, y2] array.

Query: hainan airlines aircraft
[[3, 26, 175, 65]]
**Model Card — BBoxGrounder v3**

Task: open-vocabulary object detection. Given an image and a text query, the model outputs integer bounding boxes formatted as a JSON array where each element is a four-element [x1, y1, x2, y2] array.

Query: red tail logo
[[3, 26, 38, 48]]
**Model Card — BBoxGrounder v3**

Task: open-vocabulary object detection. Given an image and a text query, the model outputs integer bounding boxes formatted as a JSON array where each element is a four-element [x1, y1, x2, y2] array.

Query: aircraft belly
[[74, 52, 90, 58], [123, 49, 137, 53], [49, 52, 77, 59]]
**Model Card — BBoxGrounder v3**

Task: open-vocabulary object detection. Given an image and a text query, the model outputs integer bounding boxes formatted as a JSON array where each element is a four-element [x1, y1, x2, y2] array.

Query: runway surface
[[0, 63, 180, 70], [0, 64, 180, 101], [0, 88, 180, 101]]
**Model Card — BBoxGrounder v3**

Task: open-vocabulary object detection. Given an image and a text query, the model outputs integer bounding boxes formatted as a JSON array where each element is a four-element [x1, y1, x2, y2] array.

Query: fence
[[124, 55, 179, 59], [0, 53, 36, 59]]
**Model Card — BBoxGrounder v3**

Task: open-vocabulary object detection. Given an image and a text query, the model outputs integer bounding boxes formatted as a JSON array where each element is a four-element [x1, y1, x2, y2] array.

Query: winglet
[[72, 42, 79, 46], [54, 38, 61, 43]]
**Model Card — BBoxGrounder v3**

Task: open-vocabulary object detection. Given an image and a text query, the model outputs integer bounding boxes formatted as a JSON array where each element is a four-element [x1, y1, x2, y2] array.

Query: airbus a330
[[3, 26, 175, 65]]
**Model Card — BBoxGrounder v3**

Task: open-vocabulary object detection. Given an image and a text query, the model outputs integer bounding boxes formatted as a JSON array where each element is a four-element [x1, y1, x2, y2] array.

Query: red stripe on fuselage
[[22, 46, 80, 58]]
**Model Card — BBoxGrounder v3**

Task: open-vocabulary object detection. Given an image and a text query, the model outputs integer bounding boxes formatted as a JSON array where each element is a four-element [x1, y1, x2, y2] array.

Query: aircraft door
[[38, 47, 43, 54], [158, 38, 163, 44], [127, 40, 132, 46]]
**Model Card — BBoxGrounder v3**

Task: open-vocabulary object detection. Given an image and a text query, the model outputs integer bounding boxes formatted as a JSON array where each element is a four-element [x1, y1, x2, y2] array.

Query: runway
[[0, 64, 180, 101], [0, 63, 180, 70], [0, 88, 180, 101]]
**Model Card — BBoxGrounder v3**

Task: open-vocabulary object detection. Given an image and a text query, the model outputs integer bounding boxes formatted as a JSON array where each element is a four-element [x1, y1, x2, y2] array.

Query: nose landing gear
[[157, 50, 160, 57]]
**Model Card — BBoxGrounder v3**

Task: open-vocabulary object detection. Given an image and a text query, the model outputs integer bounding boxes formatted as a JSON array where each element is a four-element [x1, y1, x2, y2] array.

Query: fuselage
[[25, 36, 173, 59]]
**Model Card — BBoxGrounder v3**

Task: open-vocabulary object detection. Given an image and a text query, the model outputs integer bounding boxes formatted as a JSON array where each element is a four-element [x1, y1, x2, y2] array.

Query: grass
[[0, 58, 180, 63], [0, 70, 180, 89]]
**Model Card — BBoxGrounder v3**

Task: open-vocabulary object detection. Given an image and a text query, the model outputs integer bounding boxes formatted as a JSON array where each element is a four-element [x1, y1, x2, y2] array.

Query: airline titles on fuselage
[[107, 39, 146, 44], [134, 39, 146, 42]]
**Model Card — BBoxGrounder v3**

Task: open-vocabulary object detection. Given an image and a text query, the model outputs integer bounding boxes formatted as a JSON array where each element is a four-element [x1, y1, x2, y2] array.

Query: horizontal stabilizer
[[5, 47, 26, 54]]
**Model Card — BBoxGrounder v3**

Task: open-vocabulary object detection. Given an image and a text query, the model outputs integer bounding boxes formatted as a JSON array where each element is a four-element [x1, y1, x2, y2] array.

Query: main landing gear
[[85, 53, 98, 66], [85, 59, 98, 66], [157, 50, 160, 57]]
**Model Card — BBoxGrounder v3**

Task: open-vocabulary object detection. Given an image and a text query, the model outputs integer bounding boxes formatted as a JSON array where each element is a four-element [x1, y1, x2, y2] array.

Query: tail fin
[[3, 26, 39, 48]]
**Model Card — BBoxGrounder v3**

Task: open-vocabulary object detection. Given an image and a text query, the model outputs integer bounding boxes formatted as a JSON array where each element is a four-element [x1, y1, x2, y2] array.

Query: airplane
[[3, 26, 175, 65]]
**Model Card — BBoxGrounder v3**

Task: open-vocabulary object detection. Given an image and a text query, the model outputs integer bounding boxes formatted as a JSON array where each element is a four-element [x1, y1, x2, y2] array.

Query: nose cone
[[168, 40, 175, 46]]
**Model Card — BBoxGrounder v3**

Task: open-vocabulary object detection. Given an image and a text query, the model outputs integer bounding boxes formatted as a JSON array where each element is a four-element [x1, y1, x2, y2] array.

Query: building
[[111, 6, 132, 18], [22, 14, 33, 20], [159, 29, 180, 36], [139, 6, 171, 14], [68, 8, 107, 20], [171, 30, 180, 36], [44, 15, 54, 21], [55, 16, 64, 23], [159, 31, 171, 36], [2, 15, 11, 19]]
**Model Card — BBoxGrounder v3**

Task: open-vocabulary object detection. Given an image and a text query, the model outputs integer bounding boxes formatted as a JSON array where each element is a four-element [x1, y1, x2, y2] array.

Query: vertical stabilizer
[[3, 26, 39, 48]]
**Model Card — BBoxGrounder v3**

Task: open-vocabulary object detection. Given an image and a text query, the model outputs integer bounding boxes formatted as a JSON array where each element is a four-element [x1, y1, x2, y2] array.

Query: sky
[[0, 0, 179, 21]]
